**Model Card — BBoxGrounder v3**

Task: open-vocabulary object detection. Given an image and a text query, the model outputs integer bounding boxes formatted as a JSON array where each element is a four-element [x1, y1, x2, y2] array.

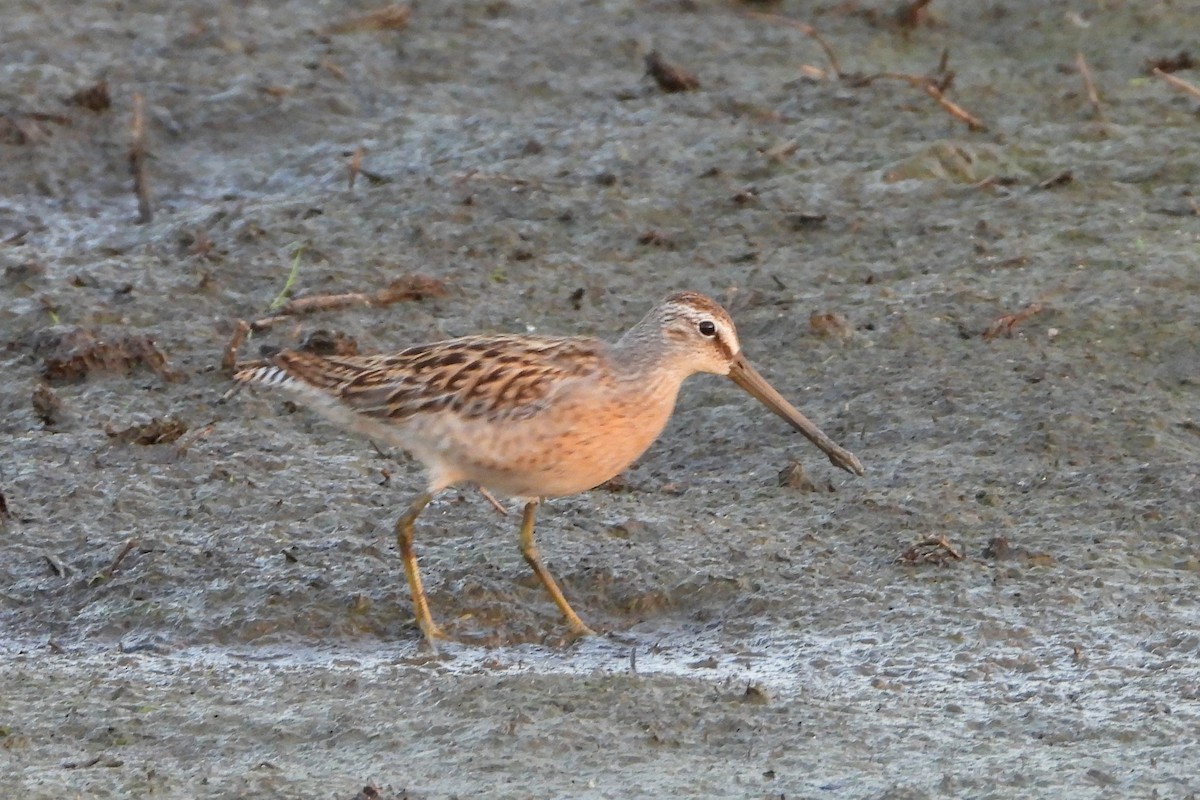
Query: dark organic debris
[[982, 535, 1010, 560], [1146, 52, 1196, 74], [742, 683, 771, 705], [299, 329, 360, 356], [105, 416, 189, 445], [809, 311, 854, 342], [636, 229, 674, 248], [66, 79, 111, 112], [894, 0, 935, 30], [31, 381, 64, 426], [30, 326, 181, 383], [1034, 170, 1073, 190], [777, 460, 818, 491], [983, 536, 1054, 567], [786, 212, 827, 230], [645, 51, 700, 93]]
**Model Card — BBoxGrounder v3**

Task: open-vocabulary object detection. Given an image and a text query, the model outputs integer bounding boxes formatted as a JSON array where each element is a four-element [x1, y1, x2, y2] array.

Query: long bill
[[728, 353, 865, 476]]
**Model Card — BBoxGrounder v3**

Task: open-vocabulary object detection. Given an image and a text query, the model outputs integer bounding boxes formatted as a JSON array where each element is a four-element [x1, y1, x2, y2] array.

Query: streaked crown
[[628, 291, 742, 377]]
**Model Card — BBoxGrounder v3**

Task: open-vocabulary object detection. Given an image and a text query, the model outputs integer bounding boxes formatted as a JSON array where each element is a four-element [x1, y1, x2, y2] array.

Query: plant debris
[[896, 535, 963, 566], [1075, 52, 1106, 124], [0, 111, 71, 145], [129, 92, 152, 223], [31, 381, 64, 426], [982, 302, 1043, 340], [982, 536, 1054, 566], [894, 0, 935, 30], [1152, 67, 1200, 100], [745, 13, 985, 130], [66, 79, 111, 112], [298, 329, 360, 356], [32, 327, 181, 383], [1146, 52, 1196, 74], [777, 460, 819, 491], [248, 274, 448, 332], [328, 5, 410, 34], [809, 311, 854, 342], [105, 416, 189, 446], [645, 51, 700, 93]]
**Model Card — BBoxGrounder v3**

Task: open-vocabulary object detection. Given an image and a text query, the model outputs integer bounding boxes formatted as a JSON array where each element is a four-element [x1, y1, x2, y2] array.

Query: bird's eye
[[698, 320, 717, 337]]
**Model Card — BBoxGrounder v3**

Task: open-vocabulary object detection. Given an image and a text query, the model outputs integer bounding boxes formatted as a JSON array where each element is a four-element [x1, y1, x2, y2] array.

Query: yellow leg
[[518, 501, 596, 637], [395, 492, 448, 644]]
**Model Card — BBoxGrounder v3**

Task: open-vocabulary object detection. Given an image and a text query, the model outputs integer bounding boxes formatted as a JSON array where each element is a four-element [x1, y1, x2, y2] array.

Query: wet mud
[[2, 1, 1199, 797]]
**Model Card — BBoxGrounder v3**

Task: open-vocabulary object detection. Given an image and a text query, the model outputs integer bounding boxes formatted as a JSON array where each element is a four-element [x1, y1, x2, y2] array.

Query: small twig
[[477, 486, 509, 517], [174, 422, 216, 456], [92, 538, 137, 585], [922, 81, 987, 131], [743, 12, 843, 77], [222, 319, 251, 373], [872, 70, 984, 130], [348, 146, 363, 190], [269, 245, 305, 310], [129, 93, 153, 223], [327, 4, 410, 34], [249, 275, 448, 331], [1152, 67, 1200, 100], [1075, 52, 1107, 123], [983, 303, 1043, 340]]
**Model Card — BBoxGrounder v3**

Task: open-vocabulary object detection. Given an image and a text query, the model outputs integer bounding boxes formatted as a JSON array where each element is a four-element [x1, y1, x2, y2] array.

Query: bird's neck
[[608, 326, 690, 401]]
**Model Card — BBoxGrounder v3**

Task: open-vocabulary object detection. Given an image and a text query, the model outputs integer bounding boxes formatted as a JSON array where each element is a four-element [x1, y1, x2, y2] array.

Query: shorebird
[[234, 291, 863, 644]]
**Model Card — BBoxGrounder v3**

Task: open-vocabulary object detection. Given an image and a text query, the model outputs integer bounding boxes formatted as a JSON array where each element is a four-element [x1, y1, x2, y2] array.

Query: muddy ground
[[2, 1, 1199, 797]]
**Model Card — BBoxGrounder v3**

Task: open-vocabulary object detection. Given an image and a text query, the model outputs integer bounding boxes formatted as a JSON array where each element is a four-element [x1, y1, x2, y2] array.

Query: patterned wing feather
[[239, 335, 608, 423]]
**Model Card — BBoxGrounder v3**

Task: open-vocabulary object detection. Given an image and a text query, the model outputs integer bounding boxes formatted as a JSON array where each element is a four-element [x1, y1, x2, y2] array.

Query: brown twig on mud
[[0, 111, 71, 144], [247, 275, 448, 332], [920, 80, 986, 131], [645, 51, 700, 93], [173, 422, 216, 456], [93, 538, 138, 585], [348, 146, 363, 190], [129, 92, 153, 223], [1075, 52, 1107, 123], [982, 302, 1043, 340], [327, 4, 410, 34], [478, 486, 509, 517], [874, 68, 986, 131], [221, 319, 250, 374], [896, 535, 963, 566], [741, 12, 843, 77], [1152, 67, 1200, 100], [745, 13, 985, 130]]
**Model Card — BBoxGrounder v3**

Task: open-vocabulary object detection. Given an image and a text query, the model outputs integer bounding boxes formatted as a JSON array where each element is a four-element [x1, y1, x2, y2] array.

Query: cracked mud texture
[[2, 1, 1199, 798]]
